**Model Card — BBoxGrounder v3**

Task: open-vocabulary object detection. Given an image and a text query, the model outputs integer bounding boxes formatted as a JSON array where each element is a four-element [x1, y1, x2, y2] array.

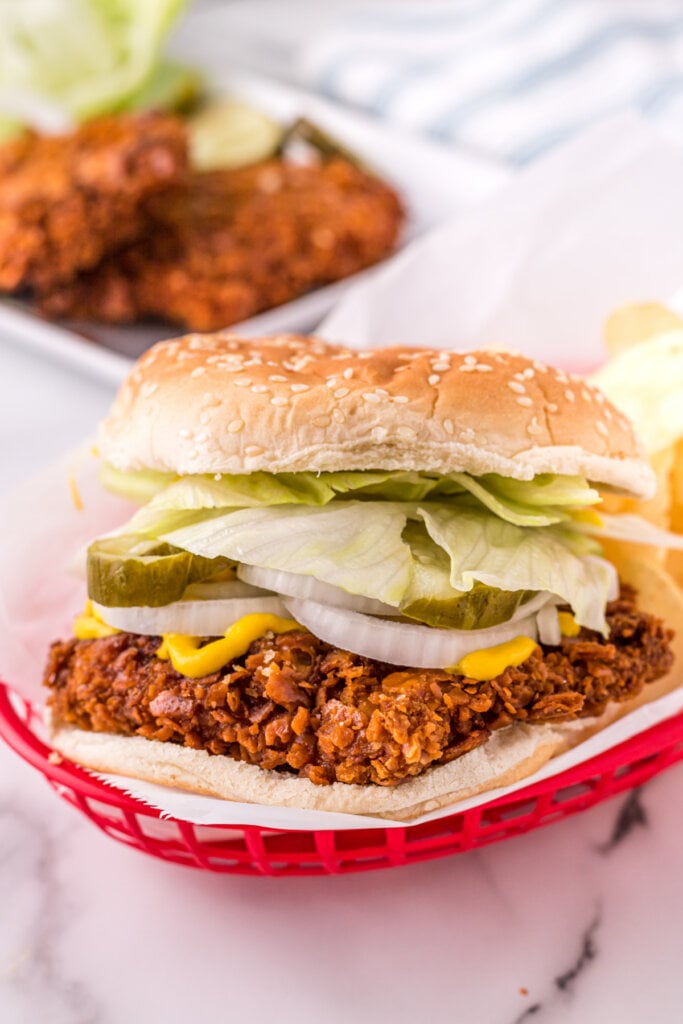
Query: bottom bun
[[48, 559, 683, 822]]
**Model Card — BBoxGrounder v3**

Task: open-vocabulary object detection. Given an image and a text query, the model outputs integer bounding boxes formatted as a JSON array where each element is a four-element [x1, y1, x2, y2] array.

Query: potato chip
[[666, 440, 683, 589], [604, 302, 683, 357], [590, 330, 683, 454]]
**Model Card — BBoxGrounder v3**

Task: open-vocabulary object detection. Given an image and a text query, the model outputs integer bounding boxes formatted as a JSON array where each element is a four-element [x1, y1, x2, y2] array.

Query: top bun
[[100, 333, 654, 497]]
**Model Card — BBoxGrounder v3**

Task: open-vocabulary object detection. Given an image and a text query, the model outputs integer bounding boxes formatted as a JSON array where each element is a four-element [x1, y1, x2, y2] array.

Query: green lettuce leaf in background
[[0, 0, 194, 138]]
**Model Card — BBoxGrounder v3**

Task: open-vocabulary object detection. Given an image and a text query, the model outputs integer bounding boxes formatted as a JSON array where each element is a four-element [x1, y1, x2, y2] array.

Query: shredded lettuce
[[417, 505, 615, 634], [120, 466, 601, 528], [125, 498, 616, 632], [0, 0, 191, 135], [158, 502, 413, 606]]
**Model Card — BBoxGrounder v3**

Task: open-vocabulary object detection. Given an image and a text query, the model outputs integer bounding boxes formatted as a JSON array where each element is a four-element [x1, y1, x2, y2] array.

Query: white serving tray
[[0, 70, 509, 386]]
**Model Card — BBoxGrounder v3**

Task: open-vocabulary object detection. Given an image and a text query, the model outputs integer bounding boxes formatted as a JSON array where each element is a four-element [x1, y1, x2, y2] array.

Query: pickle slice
[[401, 523, 533, 629], [189, 100, 282, 171], [87, 536, 232, 608], [402, 586, 531, 630]]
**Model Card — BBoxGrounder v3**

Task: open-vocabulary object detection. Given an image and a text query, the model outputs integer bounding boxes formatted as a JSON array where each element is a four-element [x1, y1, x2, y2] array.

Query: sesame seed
[[375, 388, 389, 396], [604, 407, 613, 420], [458, 364, 476, 373], [227, 419, 244, 433], [555, 371, 569, 384], [513, 372, 526, 382], [362, 393, 381, 404], [516, 396, 533, 407], [190, 367, 206, 379], [581, 389, 593, 402], [397, 426, 416, 440], [565, 389, 575, 402], [270, 396, 289, 406], [547, 403, 558, 413], [428, 374, 440, 386], [371, 426, 388, 441], [523, 368, 535, 379], [325, 378, 338, 388], [290, 383, 309, 393], [251, 384, 268, 394], [432, 362, 450, 371], [233, 378, 252, 388], [508, 381, 526, 394], [464, 355, 477, 366], [179, 428, 192, 439], [245, 445, 264, 457], [443, 419, 454, 435], [140, 381, 158, 397], [188, 448, 199, 459], [343, 367, 354, 379], [268, 375, 287, 382], [474, 364, 493, 372], [334, 387, 350, 398], [527, 417, 543, 435], [393, 395, 409, 404], [596, 421, 609, 437], [313, 415, 331, 427], [595, 392, 605, 404], [195, 432, 208, 442], [332, 408, 345, 423]]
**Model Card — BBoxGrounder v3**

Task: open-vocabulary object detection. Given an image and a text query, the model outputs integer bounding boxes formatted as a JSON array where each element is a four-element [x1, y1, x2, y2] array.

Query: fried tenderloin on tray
[[44, 334, 682, 819], [0, 112, 187, 292], [38, 157, 405, 332]]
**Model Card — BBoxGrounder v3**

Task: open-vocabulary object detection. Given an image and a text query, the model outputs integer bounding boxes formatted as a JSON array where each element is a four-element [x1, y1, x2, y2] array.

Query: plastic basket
[[2, 682, 683, 877]]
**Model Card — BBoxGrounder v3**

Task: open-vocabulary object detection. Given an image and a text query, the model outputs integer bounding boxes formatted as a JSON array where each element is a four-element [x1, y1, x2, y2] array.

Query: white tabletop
[[2, 5, 683, 1023]]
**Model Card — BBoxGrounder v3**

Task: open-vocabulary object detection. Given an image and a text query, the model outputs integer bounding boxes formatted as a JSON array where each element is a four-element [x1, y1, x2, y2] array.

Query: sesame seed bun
[[100, 333, 654, 497]]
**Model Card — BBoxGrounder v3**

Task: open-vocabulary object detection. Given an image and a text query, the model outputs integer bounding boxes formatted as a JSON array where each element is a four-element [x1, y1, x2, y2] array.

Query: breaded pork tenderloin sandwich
[[44, 334, 683, 820]]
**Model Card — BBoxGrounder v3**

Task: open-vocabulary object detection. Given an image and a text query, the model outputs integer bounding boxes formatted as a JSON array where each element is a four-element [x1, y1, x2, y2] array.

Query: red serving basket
[[2, 681, 683, 877]]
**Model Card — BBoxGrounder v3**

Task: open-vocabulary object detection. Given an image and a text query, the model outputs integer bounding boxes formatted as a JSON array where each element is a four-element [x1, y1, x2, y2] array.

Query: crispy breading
[[0, 113, 187, 291], [38, 157, 405, 330]]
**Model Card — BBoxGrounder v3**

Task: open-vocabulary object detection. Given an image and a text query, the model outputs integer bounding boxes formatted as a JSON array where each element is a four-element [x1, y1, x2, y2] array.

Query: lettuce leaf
[[417, 504, 616, 634], [120, 465, 601, 528], [158, 501, 413, 606], [0, 0, 190, 132], [124, 497, 614, 631]]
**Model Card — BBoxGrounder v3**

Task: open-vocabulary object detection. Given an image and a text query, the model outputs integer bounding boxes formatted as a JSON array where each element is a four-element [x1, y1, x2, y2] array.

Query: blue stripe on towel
[[430, 14, 683, 140], [370, 0, 564, 117]]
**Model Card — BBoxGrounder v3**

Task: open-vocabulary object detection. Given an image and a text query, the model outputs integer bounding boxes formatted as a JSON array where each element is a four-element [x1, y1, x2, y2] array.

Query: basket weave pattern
[[2, 683, 682, 877]]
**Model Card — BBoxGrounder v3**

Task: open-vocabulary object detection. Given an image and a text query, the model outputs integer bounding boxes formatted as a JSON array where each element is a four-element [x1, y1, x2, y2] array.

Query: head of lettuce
[[0, 0, 196, 138]]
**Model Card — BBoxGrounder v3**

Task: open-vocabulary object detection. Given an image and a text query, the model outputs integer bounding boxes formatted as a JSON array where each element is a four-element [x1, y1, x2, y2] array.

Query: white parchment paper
[[3, 114, 683, 829]]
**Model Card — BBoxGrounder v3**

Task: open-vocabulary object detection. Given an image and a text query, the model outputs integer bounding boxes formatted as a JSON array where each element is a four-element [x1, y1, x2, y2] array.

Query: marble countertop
[[3, 306, 683, 1024]]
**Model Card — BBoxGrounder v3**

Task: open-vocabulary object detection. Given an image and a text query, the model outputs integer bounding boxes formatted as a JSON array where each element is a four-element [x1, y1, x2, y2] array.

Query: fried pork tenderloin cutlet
[[0, 112, 188, 292], [44, 588, 673, 787], [38, 157, 405, 331]]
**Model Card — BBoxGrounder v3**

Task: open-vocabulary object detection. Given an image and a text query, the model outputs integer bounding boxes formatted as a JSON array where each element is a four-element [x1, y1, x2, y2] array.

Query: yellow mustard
[[157, 613, 300, 678], [446, 636, 538, 681], [558, 611, 581, 637], [570, 508, 603, 527], [73, 601, 120, 640]]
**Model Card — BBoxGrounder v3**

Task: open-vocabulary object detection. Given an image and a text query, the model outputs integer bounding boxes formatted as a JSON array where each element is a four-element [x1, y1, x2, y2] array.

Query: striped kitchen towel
[[297, 0, 683, 165]]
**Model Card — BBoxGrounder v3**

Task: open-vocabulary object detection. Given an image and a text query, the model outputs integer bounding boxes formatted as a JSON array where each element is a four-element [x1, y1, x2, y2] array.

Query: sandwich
[[43, 333, 683, 820]]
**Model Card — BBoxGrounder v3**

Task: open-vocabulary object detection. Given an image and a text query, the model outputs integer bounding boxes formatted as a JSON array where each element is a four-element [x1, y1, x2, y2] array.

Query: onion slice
[[93, 596, 289, 637], [282, 597, 540, 669], [536, 602, 562, 646], [237, 564, 400, 616]]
